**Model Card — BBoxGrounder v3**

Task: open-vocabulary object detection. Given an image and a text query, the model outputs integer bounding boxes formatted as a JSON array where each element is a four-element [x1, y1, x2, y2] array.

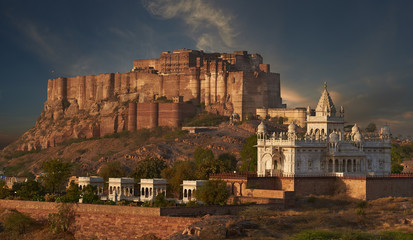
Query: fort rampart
[[18, 49, 284, 150], [213, 173, 413, 201]]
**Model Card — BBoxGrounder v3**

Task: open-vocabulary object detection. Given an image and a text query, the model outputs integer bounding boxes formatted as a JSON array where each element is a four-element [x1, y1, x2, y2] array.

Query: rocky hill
[[7, 49, 283, 153], [0, 121, 286, 177]]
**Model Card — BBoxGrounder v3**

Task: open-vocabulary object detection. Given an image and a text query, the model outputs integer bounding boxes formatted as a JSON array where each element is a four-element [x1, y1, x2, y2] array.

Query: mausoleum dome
[[329, 132, 339, 143], [288, 122, 296, 133], [257, 121, 267, 133]]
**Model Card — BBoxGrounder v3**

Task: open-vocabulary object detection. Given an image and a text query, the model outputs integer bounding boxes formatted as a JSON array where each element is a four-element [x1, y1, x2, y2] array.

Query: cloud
[[142, 0, 238, 52], [402, 111, 413, 119], [281, 86, 312, 107]]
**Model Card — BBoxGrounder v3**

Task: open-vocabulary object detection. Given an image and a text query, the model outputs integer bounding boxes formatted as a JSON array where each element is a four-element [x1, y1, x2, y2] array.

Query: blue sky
[[1, 0, 412, 146]]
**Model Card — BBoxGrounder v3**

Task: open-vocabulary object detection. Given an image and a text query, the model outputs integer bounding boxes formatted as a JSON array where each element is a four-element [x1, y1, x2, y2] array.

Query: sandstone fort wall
[[22, 49, 285, 150], [216, 174, 413, 201]]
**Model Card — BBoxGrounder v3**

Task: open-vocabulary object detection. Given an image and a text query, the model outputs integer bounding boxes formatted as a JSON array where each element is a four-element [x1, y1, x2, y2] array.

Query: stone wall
[[365, 176, 413, 200], [214, 173, 413, 201], [256, 107, 307, 127], [132, 102, 196, 130], [0, 200, 198, 240], [18, 49, 284, 150], [46, 49, 282, 120]]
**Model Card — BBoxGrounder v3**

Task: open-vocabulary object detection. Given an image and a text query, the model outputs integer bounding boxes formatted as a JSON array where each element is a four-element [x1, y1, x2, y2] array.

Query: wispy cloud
[[402, 111, 413, 119], [281, 86, 312, 107], [142, 0, 238, 52]]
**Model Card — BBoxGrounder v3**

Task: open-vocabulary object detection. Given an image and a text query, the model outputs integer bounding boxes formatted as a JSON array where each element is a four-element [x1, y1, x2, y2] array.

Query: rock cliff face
[[14, 49, 283, 151]]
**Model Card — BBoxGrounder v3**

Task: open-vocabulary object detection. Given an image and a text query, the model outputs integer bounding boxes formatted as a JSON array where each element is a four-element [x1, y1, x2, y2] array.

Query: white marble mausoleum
[[257, 83, 392, 177]]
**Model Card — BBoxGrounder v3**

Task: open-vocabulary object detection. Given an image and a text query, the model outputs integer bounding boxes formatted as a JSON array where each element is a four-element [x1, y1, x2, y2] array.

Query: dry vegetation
[[0, 208, 75, 240], [169, 196, 413, 240]]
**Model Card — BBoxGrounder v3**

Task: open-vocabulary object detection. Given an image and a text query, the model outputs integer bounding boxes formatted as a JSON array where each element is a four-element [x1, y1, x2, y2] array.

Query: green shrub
[[195, 180, 229, 205], [0, 180, 10, 199], [379, 231, 413, 240], [290, 230, 413, 240], [290, 230, 344, 240], [48, 203, 75, 234], [3, 211, 35, 235], [355, 208, 365, 216], [307, 196, 316, 203], [183, 113, 229, 127], [76, 148, 88, 154], [153, 193, 174, 207], [186, 200, 201, 207], [356, 201, 368, 208]]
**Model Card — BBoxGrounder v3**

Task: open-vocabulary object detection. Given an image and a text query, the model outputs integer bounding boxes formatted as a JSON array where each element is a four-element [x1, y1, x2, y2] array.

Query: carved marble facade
[[257, 83, 391, 177]]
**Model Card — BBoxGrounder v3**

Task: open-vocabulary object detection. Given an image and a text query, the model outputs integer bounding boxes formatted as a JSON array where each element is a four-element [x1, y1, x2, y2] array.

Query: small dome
[[354, 131, 363, 143], [288, 122, 296, 133], [257, 121, 267, 133], [329, 132, 339, 143], [381, 125, 391, 136], [352, 123, 359, 134]]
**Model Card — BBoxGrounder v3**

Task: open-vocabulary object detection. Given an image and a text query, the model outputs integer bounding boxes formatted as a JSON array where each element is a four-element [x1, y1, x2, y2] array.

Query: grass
[[290, 230, 413, 240], [2, 148, 42, 160], [183, 112, 229, 127], [230, 196, 413, 239]]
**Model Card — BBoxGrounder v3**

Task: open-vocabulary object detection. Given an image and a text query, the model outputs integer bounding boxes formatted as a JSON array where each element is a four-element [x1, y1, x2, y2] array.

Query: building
[[181, 180, 207, 203], [78, 176, 104, 195], [139, 178, 168, 202], [4, 176, 27, 189], [256, 83, 392, 177], [256, 107, 306, 127], [108, 178, 136, 202], [402, 159, 413, 173]]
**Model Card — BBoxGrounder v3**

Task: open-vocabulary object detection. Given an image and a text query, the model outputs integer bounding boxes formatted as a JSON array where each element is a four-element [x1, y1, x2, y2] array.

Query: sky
[[0, 0, 413, 147]]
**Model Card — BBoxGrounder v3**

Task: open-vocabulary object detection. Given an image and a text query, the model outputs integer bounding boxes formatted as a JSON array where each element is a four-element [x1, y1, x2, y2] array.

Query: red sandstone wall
[[365, 177, 413, 200], [293, 177, 337, 196], [158, 103, 180, 128], [339, 178, 367, 200], [128, 102, 137, 131], [0, 200, 198, 240], [137, 103, 158, 129]]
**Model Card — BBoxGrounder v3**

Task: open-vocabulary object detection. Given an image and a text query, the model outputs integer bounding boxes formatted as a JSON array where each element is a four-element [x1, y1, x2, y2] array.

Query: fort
[[18, 49, 285, 151]]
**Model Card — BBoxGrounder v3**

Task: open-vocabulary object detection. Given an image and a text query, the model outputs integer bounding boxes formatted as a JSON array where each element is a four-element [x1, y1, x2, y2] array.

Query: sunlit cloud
[[402, 111, 413, 119], [142, 0, 238, 52], [281, 86, 312, 107]]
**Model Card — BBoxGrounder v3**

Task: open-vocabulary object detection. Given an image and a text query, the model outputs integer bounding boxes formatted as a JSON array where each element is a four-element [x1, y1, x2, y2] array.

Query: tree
[[193, 147, 214, 165], [81, 185, 99, 204], [0, 180, 10, 199], [391, 144, 405, 173], [61, 182, 81, 203], [98, 161, 126, 181], [40, 159, 72, 193], [132, 158, 167, 181], [161, 161, 197, 197], [217, 153, 238, 171], [196, 158, 232, 179], [13, 180, 44, 200], [365, 123, 377, 133], [195, 180, 230, 205], [240, 135, 257, 171]]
